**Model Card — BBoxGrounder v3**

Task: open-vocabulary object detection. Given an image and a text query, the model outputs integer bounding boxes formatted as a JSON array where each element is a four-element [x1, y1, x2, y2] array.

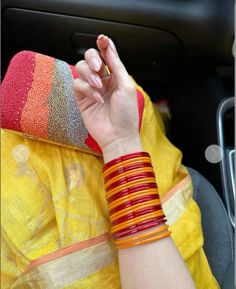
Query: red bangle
[[107, 182, 158, 204], [111, 211, 165, 234], [112, 217, 166, 239], [103, 152, 150, 171], [105, 172, 155, 191], [115, 224, 169, 245], [109, 194, 159, 215], [105, 169, 154, 189], [104, 162, 153, 182], [115, 229, 170, 248], [103, 151, 169, 247], [111, 205, 162, 226], [106, 178, 156, 199], [113, 219, 166, 240], [110, 201, 162, 223]]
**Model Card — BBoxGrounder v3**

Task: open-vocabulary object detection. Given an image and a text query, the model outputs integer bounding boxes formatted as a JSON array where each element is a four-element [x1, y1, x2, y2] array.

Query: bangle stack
[[103, 152, 170, 249]]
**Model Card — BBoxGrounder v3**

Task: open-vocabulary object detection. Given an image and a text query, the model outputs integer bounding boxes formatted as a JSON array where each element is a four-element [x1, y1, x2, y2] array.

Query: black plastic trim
[[2, 0, 234, 64]]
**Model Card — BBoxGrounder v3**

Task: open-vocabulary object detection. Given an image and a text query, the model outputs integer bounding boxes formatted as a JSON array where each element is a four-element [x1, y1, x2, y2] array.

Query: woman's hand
[[73, 35, 142, 161]]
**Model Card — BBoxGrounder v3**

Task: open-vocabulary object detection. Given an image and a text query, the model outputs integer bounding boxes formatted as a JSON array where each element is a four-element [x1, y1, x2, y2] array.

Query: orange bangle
[[106, 173, 155, 192], [106, 177, 156, 198], [107, 182, 159, 204], [108, 190, 159, 211], [104, 162, 153, 183], [115, 231, 171, 249], [103, 157, 151, 178], [110, 199, 162, 222], [103, 152, 150, 170], [111, 210, 164, 233], [105, 167, 154, 188], [115, 224, 169, 244], [103, 156, 150, 176]]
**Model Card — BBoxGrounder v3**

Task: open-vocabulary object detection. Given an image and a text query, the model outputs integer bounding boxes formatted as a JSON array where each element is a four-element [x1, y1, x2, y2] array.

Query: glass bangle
[[103, 151, 169, 249], [105, 167, 154, 187], [111, 214, 165, 235], [109, 195, 160, 215], [106, 177, 157, 198], [107, 182, 158, 203], [113, 217, 166, 239], [115, 231, 171, 249], [108, 193, 159, 212], [109, 198, 161, 218], [111, 206, 162, 226], [105, 172, 155, 191], [115, 224, 169, 244], [111, 204, 162, 223], [111, 211, 165, 233], [104, 162, 153, 182], [110, 199, 162, 221], [103, 152, 150, 171], [103, 157, 151, 178]]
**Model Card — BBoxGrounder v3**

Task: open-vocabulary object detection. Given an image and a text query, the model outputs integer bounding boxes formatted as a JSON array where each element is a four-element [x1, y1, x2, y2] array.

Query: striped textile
[[1, 51, 145, 155]]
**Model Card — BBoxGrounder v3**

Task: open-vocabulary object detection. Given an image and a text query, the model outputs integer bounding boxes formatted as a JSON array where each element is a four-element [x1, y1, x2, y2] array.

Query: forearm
[[74, 34, 196, 289], [103, 138, 196, 289], [118, 234, 196, 289]]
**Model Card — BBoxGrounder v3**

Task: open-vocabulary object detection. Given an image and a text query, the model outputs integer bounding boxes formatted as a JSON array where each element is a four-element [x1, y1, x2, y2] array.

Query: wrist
[[102, 135, 143, 163]]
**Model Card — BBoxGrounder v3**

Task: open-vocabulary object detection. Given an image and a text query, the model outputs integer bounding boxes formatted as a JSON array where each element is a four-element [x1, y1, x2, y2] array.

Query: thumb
[[97, 35, 130, 86]]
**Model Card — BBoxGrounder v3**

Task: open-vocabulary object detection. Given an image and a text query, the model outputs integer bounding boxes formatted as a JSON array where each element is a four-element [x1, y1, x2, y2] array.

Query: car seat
[[188, 167, 234, 289]]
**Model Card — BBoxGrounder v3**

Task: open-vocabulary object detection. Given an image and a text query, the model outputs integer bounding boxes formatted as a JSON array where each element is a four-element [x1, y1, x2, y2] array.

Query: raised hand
[[73, 35, 141, 158]]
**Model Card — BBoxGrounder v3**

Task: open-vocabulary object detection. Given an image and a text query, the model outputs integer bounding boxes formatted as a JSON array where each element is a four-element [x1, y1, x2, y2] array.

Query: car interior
[[1, 0, 235, 288]]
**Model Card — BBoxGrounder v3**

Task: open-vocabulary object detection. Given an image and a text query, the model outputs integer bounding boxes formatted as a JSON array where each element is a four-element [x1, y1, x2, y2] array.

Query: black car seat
[[188, 167, 234, 289]]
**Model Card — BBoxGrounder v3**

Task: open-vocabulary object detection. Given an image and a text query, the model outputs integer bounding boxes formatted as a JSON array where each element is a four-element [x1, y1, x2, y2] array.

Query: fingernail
[[89, 74, 103, 88], [90, 57, 101, 71], [93, 92, 104, 104], [98, 34, 104, 40], [109, 39, 117, 53]]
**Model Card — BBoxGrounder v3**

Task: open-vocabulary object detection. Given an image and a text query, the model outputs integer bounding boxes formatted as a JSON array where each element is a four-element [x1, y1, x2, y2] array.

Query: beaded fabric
[[1, 51, 145, 155]]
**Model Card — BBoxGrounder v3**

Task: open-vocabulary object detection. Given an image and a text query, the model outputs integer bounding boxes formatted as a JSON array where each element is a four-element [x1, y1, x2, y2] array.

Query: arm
[[103, 138, 196, 289], [73, 34, 196, 289]]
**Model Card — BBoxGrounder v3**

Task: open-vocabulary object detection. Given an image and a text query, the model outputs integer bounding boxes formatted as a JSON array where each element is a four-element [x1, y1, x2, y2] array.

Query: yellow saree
[[1, 85, 219, 289]]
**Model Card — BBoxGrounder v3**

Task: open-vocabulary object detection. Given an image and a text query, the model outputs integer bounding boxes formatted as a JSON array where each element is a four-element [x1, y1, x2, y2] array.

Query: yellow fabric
[[1, 85, 219, 289]]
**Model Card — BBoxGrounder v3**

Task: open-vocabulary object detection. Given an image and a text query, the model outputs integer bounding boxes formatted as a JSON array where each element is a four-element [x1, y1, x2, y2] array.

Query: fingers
[[73, 34, 131, 106], [74, 48, 108, 106], [73, 78, 104, 104], [96, 34, 130, 85], [96, 34, 109, 63], [84, 49, 102, 72], [84, 48, 109, 79], [75, 60, 103, 89]]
